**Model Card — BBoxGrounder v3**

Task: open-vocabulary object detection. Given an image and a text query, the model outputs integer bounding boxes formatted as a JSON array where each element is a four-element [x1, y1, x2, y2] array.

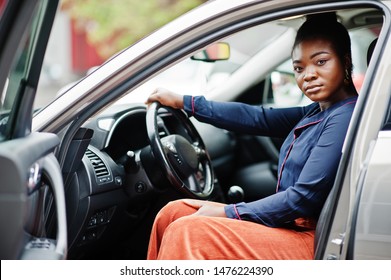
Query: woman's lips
[[305, 84, 322, 94]]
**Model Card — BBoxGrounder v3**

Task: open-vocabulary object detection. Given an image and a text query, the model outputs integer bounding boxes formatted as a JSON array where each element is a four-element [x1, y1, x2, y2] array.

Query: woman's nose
[[304, 67, 317, 81]]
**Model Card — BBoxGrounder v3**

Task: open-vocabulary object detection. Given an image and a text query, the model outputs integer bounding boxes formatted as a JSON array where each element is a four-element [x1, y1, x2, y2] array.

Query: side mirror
[[191, 42, 230, 62]]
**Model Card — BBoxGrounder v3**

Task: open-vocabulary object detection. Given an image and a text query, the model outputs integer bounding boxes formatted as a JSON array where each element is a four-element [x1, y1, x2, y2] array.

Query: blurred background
[[37, 0, 207, 107]]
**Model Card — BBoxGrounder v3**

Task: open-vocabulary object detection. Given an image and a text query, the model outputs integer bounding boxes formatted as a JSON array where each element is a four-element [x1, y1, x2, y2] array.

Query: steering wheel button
[[88, 217, 97, 226], [135, 182, 146, 193]]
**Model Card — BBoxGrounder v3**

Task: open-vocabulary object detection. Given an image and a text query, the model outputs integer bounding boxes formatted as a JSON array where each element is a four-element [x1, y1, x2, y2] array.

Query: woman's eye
[[317, 59, 327, 65], [293, 66, 303, 73]]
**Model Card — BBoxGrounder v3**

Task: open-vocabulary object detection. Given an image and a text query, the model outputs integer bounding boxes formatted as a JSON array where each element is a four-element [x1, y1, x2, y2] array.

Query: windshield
[[114, 23, 289, 105], [33, 19, 289, 109], [34, 6, 381, 114], [114, 22, 377, 106]]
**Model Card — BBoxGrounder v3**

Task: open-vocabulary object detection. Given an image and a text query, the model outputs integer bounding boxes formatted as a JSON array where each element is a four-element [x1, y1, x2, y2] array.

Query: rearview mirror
[[191, 42, 230, 62]]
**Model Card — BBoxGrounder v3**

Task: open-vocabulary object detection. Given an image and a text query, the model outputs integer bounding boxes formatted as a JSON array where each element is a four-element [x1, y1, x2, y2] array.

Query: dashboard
[[59, 103, 235, 259]]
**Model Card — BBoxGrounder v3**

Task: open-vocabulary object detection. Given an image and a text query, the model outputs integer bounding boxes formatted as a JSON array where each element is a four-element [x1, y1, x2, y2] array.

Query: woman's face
[[292, 38, 347, 106]]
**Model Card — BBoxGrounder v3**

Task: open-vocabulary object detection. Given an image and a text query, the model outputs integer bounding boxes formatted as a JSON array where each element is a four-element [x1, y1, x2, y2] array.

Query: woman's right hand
[[182, 199, 228, 218], [146, 87, 184, 109]]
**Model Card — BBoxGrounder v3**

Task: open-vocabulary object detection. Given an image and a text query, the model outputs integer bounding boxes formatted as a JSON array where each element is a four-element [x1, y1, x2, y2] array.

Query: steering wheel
[[146, 102, 214, 199]]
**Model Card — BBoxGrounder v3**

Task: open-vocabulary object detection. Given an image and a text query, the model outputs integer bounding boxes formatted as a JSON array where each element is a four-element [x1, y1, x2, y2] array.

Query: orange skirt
[[147, 199, 316, 260]]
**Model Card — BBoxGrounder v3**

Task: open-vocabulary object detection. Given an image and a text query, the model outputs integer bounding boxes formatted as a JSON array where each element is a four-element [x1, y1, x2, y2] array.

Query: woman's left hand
[[182, 199, 227, 218]]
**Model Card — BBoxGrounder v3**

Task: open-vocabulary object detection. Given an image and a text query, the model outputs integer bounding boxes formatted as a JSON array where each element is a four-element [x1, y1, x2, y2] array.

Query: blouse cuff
[[224, 204, 242, 220], [183, 95, 195, 116]]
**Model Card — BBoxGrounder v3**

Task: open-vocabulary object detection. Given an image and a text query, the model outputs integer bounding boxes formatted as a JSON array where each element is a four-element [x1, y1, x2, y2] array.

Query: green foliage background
[[62, 0, 207, 59]]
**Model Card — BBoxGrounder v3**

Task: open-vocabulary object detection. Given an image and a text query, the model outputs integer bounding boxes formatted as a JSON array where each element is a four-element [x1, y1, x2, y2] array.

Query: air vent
[[85, 149, 112, 184]]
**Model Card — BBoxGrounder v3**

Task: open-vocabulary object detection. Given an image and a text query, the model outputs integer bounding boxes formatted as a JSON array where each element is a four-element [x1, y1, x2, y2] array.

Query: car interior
[[4, 2, 385, 260]]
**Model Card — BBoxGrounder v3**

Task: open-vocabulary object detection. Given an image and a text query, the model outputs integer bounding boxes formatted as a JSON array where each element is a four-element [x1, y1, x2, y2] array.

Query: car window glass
[[350, 27, 378, 92], [381, 98, 391, 130], [0, 1, 41, 141], [0, 0, 7, 18], [271, 73, 303, 106]]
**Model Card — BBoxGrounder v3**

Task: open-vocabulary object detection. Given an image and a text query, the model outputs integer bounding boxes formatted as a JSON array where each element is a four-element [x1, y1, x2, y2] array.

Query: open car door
[[0, 0, 66, 259]]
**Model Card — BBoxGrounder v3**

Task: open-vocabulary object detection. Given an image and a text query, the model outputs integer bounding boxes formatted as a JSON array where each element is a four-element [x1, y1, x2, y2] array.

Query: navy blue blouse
[[183, 95, 357, 227]]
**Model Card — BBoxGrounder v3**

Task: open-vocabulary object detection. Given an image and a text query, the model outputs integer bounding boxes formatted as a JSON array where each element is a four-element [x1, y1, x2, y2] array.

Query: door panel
[[0, 0, 64, 260], [0, 132, 67, 259], [352, 133, 391, 259]]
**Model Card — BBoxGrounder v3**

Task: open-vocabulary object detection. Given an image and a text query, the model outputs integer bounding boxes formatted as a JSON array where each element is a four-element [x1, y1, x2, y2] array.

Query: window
[[0, 1, 42, 141]]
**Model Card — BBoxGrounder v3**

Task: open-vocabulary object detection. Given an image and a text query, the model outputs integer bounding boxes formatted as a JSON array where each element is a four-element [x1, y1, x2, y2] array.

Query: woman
[[145, 13, 358, 260]]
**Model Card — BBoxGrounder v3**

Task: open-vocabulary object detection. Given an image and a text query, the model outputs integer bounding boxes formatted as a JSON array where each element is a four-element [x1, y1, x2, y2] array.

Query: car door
[[316, 0, 391, 260], [0, 0, 67, 260], [350, 103, 391, 259]]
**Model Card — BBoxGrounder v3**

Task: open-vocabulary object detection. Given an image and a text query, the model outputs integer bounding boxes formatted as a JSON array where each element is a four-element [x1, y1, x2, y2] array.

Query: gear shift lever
[[227, 185, 244, 203]]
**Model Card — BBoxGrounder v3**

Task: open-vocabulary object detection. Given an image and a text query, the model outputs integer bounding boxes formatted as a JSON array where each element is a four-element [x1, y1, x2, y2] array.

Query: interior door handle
[[21, 154, 67, 260]]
